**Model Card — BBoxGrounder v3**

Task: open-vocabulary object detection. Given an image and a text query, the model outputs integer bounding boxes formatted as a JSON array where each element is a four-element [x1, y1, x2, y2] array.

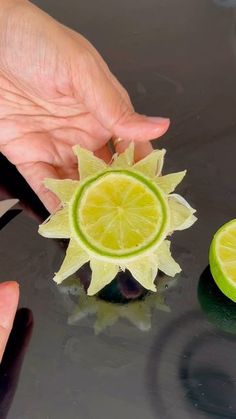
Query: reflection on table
[[58, 266, 177, 334]]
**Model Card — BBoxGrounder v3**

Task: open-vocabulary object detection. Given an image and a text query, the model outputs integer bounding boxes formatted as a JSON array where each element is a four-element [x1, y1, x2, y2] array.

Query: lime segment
[[168, 194, 196, 231], [88, 260, 119, 295], [155, 171, 186, 194], [73, 146, 107, 179], [133, 149, 166, 178], [38, 207, 70, 238], [54, 238, 89, 284], [209, 219, 236, 302], [112, 143, 134, 168], [125, 255, 158, 291], [44, 178, 79, 203], [155, 240, 181, 276]]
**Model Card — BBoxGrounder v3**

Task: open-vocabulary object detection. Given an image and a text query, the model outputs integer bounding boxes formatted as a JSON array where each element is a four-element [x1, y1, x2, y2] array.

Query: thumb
[[113, 114, 170, 143], [74, 50, 170, 142]]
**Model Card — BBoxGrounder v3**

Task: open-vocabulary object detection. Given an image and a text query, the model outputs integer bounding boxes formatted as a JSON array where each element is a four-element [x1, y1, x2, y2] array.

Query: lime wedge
[[209, 219, 236, 302]]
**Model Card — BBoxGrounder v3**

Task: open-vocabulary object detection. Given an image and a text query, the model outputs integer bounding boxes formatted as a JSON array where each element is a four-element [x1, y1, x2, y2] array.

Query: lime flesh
[[71, 170, 169, 259]]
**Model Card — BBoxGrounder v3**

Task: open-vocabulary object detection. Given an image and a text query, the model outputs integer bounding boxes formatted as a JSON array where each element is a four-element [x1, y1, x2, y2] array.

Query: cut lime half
[[71, 170, 169, 259], [209, 219, 236, 302]]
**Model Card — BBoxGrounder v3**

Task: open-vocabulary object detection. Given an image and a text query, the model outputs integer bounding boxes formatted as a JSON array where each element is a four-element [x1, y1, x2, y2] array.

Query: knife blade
[[0, 199, 19, 218], [0, 200, 21, 231]]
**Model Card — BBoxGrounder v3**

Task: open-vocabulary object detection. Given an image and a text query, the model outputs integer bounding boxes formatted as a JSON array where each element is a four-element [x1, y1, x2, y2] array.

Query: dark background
[[0, 0, 236, 418]]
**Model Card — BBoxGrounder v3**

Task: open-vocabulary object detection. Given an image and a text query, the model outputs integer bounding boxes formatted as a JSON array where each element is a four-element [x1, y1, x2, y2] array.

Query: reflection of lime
[[209, 219, 236, 302], [198, 266, 236, 334], [72, 170, 169, 259], [59, 274, 171, 334]]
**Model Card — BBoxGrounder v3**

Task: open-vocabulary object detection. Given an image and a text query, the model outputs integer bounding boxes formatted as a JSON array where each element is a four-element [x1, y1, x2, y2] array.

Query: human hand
[[0, 291, 33, 419], [0, 0, 169, 213], [0, 282, 19, 362]]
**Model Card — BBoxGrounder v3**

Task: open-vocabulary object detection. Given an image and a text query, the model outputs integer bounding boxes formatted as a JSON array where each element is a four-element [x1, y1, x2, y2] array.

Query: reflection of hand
[[0, 282, 33, 419], [0, 0, 169, 213]]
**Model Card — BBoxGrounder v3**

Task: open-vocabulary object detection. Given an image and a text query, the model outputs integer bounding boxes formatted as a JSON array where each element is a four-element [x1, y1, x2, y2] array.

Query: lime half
[[71, 170, 169, 259], [209, 219, 236, 302]]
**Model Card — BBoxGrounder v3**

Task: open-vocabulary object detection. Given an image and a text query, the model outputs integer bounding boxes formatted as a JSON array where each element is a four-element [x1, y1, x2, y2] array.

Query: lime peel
[[38, 143, 197, 295]]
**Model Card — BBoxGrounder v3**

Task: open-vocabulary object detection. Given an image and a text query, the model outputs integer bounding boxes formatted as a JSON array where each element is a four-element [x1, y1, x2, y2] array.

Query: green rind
[[209, 219, 236, 303], [70, 169, 170, 261]]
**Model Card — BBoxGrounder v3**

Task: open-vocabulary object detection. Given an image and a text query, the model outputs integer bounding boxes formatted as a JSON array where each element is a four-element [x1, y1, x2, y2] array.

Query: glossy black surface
[[1, 0, 236, 418]]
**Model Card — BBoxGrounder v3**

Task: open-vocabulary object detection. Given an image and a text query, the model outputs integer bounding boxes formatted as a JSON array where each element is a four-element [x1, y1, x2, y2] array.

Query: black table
[[1, 0, 236, 418]]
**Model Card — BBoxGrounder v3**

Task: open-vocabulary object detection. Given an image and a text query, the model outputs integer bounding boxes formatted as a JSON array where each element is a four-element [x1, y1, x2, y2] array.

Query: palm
[[0, 70, 114, 208], [0, 1, 168, 212], [0, 2, 121, 208]]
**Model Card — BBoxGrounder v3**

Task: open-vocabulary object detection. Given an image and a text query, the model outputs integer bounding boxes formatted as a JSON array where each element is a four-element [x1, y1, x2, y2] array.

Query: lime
[[71, 170, 169, 259], [209, 219, 236, 302], [39, 144, 196, 294]]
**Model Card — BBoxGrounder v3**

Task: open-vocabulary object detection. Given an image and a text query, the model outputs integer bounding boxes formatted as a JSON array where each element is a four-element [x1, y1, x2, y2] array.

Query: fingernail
[[0, 281, 19, 289], [146, 117, 170, 125]]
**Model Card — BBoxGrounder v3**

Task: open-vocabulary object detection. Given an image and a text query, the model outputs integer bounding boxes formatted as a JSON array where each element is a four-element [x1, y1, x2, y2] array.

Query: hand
[[0, 287, 33, 419], [0, 0, 169, 213], [0, 282, 19, 362]]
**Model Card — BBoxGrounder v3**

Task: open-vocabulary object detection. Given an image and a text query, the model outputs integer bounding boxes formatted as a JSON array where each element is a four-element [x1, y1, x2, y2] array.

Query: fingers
[[17, 162, 61, 213], [0, 282, 19, 363], [133, 142, 153, 161], [73, 50, 170, 143], [113, 115, 170, 142], [94, 144, 112, 164]]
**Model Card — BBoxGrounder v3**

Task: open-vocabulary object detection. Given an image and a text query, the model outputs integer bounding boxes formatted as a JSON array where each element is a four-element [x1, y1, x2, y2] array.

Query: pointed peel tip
[[73, 144, 89, 157], [87, 287, 96, 296], [43, 177, 51, 187], [53, 274, 64, 285], [149, 284, 157, 292], [72, 144, 80, 154]]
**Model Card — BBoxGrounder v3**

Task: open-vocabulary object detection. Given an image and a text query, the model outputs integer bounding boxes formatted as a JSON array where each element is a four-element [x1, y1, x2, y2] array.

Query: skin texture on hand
[[0, 281, 19, 363], [0, 0, 169, 212]]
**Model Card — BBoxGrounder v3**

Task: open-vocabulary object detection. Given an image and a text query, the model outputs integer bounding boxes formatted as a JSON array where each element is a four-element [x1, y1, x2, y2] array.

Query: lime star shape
[[39, 143, 197, 295], [59, 276, 171, 334]]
